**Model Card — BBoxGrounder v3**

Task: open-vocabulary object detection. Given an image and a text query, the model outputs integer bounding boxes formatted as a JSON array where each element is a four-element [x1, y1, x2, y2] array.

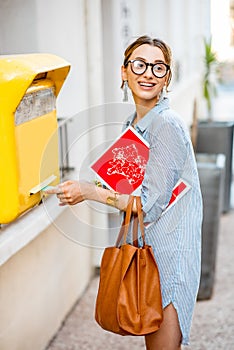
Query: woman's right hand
[[44, 180, 95, 206]]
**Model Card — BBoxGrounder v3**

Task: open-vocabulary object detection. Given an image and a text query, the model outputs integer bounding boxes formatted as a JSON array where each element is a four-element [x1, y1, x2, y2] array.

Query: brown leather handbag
[[95, 196, 163, 336]]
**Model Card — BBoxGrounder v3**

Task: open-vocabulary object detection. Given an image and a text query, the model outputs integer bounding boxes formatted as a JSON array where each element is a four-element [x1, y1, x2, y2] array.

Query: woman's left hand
[[44, 180, 94, 206]]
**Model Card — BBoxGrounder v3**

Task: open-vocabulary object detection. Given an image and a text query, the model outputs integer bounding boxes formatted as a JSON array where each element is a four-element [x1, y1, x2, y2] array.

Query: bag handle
[[136, 196, 145, 243], [115, 195, 134, 247], [115, 196, 145, 247]]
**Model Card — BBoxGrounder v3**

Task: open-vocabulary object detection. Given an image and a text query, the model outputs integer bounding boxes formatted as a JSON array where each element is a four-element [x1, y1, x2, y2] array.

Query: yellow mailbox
[[0, 54, 70, 223]]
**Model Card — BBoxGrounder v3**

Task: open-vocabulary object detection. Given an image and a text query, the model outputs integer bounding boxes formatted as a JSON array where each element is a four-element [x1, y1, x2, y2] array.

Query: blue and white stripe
[[123, 97, 203, 345]]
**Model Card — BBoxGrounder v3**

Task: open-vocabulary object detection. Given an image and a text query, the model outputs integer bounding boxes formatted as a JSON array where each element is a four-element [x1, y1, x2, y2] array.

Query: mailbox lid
[[0, 53, 70, 113]]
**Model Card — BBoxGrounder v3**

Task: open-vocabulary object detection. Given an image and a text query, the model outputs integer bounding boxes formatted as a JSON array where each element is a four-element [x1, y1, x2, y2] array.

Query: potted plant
[[196, 37, 234, 213], [202, 36, 218, 121]]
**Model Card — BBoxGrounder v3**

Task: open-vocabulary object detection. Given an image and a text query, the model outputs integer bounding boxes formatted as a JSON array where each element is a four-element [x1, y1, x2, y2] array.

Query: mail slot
[[0, 54, 70, 223]]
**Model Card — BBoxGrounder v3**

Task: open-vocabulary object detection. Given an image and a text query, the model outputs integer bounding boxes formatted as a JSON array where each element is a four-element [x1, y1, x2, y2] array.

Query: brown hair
[[122, 35, 172, 88]]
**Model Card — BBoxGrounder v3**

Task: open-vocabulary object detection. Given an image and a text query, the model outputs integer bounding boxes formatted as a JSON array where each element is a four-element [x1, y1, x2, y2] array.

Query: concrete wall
[[0, 207, 93, 350]]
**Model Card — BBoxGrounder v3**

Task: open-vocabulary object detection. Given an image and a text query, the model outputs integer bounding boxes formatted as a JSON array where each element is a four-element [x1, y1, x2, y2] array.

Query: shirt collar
[[126, 97, 170, 133]]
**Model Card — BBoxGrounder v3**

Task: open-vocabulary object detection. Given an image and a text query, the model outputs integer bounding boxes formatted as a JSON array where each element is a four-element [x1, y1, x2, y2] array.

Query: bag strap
[[132, 213, 139, 247], [115, 195, 134, 247], [115, 196, 145, 247], [136, 196, 145, 243]]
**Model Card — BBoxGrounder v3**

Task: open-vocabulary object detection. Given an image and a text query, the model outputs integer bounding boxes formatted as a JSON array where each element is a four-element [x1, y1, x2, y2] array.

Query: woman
[[46, 35, 202, 349]]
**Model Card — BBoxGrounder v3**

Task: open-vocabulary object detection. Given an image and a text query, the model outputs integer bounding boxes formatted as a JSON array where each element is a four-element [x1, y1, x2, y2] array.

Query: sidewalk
[[45, 207, 234, 350]]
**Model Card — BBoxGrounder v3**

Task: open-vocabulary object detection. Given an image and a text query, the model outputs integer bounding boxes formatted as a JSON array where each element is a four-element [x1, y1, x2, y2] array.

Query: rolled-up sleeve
[[141, 119, 188, 223]]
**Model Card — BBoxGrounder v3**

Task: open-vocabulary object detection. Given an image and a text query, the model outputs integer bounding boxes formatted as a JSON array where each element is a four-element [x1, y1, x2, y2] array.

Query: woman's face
[[122, 44, 169, 107]]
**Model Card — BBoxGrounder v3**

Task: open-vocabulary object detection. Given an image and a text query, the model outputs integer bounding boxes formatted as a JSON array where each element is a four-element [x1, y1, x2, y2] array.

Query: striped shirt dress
[[124, 97, 203, 345]]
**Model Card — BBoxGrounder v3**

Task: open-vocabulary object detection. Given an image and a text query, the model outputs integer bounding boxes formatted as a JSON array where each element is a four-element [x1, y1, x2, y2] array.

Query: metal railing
[[58, 117, 75, 179]]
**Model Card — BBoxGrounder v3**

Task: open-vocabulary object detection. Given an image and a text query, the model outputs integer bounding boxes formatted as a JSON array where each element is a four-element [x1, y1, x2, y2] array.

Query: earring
[[123, 80, 128, 102], [161, 84, 167, 99]]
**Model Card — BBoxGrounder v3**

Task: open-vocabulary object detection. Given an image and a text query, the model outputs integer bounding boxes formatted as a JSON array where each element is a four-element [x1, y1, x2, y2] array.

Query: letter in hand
[[42, 180, 87, 206], [42, 184, 66, 206]]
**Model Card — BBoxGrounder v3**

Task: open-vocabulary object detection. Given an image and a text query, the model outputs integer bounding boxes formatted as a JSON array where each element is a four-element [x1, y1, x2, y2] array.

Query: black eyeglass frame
[[125, 59, 170, 78]]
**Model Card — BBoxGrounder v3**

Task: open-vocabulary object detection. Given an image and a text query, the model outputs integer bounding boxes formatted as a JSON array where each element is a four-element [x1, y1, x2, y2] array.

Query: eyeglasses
[[125, 59, 170, 78]]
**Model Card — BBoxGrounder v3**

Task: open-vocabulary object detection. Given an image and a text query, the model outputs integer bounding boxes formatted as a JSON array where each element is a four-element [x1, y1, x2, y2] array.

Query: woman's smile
[[138, 81, 156, 89]]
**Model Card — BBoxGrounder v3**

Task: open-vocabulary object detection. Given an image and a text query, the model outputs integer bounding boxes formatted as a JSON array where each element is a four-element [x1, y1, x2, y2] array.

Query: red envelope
[[90, 126, 149, 194]]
